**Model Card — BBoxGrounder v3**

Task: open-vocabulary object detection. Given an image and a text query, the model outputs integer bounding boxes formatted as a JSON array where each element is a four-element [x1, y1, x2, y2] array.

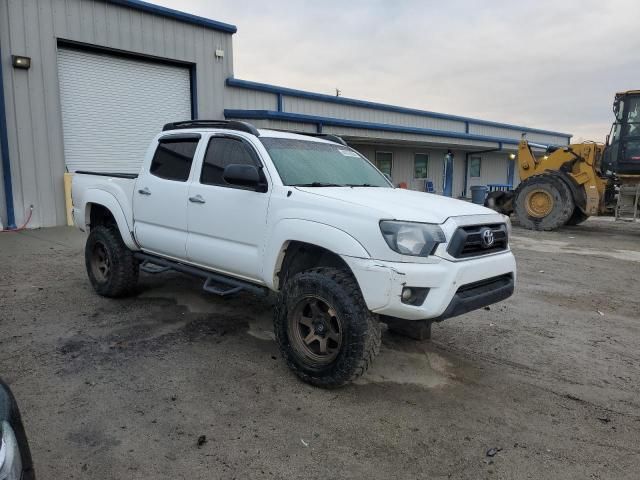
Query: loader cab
[[603, 91, 640, 175]]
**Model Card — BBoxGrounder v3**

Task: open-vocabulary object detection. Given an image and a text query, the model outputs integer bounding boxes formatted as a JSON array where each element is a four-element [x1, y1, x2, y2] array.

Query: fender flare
[[262, 219, 370, 290], [83, 189, 139, 250]]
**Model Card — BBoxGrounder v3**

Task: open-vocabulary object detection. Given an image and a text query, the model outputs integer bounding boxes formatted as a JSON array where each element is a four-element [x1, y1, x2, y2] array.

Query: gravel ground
[[1, 219, 639, 479]]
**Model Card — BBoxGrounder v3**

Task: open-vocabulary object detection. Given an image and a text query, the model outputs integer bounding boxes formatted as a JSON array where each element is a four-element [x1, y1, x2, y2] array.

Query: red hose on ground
[[1, 207, 33, 232]]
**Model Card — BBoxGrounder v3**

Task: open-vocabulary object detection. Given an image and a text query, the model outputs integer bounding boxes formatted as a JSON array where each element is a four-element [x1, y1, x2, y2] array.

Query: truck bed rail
[[75, 171, 139, 179]]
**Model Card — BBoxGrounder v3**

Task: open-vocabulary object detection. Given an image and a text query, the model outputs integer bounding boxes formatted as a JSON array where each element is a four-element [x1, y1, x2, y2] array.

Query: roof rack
[[162, 120, 260, 136], [288, 132, 348, 146]]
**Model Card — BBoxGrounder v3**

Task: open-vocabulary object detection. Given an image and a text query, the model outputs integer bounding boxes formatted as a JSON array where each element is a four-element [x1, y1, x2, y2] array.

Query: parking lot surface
[[1, 219, 639, 479]]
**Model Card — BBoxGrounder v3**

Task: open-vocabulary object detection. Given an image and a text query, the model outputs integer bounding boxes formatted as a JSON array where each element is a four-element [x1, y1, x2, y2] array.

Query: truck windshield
[[260, 137, 392, 187]]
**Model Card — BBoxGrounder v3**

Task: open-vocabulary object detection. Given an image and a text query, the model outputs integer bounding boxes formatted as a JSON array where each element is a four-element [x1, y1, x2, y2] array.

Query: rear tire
[[85, 226, 139, 297], [514, 174, 574, 231], [274, 267, 381, 388], [565, 207, 589, 226]]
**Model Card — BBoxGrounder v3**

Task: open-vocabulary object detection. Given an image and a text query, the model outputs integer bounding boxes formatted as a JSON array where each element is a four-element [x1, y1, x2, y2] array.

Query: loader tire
[[485, 190, 514, 215], [274, 267, 381, 388], [85, 226, 139, 297], [514, 174, 574, 231], [565, 207, 589, 226]]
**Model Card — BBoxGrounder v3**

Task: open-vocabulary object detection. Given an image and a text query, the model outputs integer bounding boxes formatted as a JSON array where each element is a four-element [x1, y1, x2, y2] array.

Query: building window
[[375, 151, 393, 177], [469, 156, 481, 178], [414, 153, 429, 178], [150, 138, 199, 182]]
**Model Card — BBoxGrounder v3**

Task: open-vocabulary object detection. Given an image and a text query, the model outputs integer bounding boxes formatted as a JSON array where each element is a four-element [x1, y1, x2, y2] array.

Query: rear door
[[134, 134, 201, 259], [186, 135, 271, 281]]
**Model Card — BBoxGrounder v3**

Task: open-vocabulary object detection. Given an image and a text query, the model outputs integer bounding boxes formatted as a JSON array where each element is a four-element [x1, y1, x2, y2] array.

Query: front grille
[[447, 223, 508, 259]]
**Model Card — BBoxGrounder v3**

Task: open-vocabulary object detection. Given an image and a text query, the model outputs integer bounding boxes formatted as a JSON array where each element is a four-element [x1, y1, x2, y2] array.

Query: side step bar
[[135, 253, 268, 297]]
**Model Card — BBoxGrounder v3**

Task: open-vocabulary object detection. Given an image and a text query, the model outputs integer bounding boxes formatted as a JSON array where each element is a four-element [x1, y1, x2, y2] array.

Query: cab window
[[201, 137, 262, 188], [150, 138, 199, 182]]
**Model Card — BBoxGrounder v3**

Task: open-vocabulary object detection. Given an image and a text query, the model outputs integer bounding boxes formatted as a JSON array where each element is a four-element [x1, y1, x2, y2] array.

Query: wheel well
[[88, 203, 117, 230], [276, 241, 351, 290]]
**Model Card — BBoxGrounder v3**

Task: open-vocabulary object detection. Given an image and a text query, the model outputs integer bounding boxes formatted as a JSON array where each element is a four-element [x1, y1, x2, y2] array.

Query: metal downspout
[[0, 45, 16, 228]]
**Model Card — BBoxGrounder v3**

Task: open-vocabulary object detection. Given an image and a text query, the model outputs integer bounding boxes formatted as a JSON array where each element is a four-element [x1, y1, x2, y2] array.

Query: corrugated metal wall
[[224, 87, 277, 111], [224, 81, 572, 147], [284, 97, 465, 132], [468, 124, 568, 146], [0, 0, 233, 227]]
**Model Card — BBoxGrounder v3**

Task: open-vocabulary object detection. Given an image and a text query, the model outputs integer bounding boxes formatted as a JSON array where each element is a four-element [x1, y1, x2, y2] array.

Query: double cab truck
[[72, 120, 516, 388]]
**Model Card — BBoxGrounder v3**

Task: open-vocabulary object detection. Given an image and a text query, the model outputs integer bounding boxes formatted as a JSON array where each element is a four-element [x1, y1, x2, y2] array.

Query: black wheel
[[274, 267, 381, 388], [565, 207, 589, 226], [514, 174, 574, 231], [485, 191, 514, 215], [85, 226, 139, 297]]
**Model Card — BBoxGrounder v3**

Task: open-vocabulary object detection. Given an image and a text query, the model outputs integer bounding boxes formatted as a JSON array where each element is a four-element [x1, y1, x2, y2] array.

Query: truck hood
[[295, 187, 497, 224]]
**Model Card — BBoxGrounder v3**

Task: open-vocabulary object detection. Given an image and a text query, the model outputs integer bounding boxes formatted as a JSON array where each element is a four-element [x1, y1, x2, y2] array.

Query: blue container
[[470, 185, 488, 205]]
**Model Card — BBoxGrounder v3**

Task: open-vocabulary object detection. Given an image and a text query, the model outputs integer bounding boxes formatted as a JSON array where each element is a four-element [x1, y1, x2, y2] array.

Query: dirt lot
[[1, 219, 639, 479]]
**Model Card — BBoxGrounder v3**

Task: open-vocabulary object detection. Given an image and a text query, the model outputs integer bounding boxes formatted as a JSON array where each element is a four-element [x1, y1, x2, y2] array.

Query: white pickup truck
[[72, 120, 516, 387]]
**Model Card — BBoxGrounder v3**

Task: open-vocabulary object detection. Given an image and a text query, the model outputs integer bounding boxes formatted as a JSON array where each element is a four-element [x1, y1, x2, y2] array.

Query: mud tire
[[85, 226, 139, 297], [274, 268, 381, 388]]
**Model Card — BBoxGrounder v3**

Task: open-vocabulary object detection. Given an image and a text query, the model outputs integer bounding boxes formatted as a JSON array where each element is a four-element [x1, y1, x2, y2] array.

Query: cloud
[[156, 0, 640, 140]]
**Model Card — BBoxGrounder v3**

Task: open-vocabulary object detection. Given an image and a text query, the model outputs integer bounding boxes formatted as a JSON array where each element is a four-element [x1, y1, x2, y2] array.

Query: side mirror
[[222, 164, 265, 191]]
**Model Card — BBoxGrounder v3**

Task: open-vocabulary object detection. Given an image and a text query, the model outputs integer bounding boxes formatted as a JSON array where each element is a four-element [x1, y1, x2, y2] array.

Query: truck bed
[[71, 171, 138, 234]]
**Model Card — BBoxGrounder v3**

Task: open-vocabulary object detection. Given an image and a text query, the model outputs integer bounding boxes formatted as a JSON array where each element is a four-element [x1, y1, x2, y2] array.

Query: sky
[[155, 0, 640, 141]]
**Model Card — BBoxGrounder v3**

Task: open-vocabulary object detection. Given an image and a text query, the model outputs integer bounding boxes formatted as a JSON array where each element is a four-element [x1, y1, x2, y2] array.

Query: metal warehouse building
[[0, 0, 572, 229]]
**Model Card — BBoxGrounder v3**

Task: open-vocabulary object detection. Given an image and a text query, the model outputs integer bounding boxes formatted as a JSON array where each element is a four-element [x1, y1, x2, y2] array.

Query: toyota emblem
[[481, 228, 495, 248]]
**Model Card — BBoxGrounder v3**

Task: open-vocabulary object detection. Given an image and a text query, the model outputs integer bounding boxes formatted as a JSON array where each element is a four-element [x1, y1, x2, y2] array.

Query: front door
[[133, 135, 200, 259], [186, 135, 271, 282]]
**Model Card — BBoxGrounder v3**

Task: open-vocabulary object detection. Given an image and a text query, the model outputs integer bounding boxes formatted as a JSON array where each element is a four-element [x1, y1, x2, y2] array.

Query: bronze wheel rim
[[288, 295, 343, 367], [90, 241, 111, 283], [525, 189, 554, 218]]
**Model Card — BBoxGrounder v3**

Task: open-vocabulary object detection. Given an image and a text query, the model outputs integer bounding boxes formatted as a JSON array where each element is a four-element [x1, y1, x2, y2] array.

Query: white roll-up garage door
[[57, 48, 192, 174]]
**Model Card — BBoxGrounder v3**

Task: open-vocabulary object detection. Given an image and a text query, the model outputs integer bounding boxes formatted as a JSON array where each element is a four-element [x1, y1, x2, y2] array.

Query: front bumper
[[342, 251, 516, 321]]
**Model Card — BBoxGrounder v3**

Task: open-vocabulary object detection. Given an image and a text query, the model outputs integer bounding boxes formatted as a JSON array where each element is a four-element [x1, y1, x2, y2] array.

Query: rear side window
[[150, 138, 199, 182], [201, 137, 259, 186]]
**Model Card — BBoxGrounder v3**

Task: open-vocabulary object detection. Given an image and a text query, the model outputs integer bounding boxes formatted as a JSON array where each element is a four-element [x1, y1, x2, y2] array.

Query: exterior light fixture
[[11, 55, 31, 69], [509, 153, 516, 160]]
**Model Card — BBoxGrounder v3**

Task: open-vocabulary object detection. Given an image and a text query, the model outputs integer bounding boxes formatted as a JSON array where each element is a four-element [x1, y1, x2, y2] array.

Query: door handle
[[138, 187, 151, 196], [189, 195, 206, 204]]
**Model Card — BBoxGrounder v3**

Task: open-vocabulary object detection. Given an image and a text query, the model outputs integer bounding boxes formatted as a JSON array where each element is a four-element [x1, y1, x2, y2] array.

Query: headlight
[[502, 214, 512, 238], [379, 221, 446, 256], [0, 421, 22, 480]]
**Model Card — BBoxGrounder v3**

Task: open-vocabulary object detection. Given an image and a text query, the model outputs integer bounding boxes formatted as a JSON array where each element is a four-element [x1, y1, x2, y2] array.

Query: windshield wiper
[[345, 183, 379, 187], [291, 182, 345, 187]]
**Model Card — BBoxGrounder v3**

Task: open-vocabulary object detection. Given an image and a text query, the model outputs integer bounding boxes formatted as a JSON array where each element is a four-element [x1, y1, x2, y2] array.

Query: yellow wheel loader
[[486, 91, 640, 230]]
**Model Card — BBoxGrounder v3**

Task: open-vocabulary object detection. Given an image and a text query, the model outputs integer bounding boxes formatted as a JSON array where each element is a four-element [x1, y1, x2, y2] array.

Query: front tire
[[274, 268, 381, 388], [514, 174, 574, 230], [85, 226, 139, 297]]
